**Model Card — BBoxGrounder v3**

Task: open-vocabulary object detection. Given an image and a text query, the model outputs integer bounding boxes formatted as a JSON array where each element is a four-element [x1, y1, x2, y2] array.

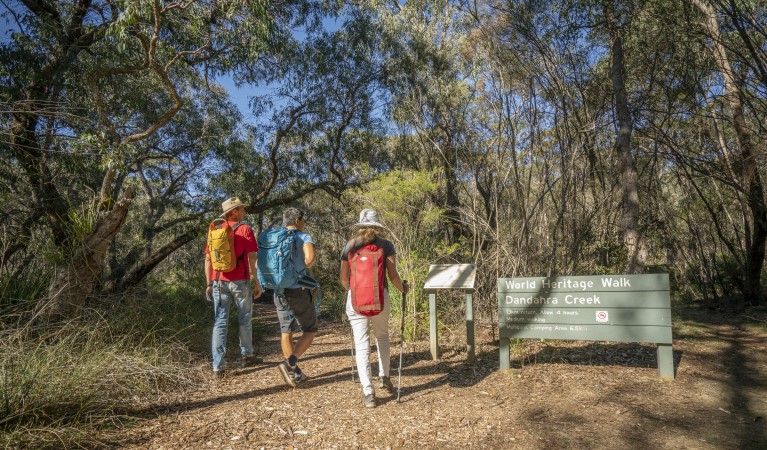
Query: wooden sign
[[423, 264, 477, 362], [424, 264, 476, 290]]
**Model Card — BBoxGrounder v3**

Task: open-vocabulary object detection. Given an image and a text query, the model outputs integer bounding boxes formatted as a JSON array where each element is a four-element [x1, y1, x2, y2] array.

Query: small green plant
[[509, 338, 525, 360], [319, 286, 348, 322]]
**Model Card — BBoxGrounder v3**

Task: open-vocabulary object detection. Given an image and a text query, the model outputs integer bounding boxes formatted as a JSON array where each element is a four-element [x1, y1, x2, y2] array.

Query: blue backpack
[[257, 227, 298, 294]]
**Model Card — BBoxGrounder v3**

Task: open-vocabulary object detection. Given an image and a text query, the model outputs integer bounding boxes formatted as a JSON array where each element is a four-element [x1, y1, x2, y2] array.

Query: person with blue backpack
[[258, 207, 318, 387]]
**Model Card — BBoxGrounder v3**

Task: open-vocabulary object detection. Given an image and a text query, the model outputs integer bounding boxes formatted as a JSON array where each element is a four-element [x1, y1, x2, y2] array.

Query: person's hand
[[253, 283, 262, 300], [205, 285, 213, 302], [402, 282, 410, 295]]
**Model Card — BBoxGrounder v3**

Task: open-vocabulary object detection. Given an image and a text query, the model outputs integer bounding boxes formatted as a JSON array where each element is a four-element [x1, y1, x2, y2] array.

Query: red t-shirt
[[206, 221, 258, 281]]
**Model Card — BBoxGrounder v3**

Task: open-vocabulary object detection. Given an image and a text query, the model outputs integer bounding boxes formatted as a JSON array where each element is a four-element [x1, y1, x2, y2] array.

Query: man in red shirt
[[205, 197, 263, 376]]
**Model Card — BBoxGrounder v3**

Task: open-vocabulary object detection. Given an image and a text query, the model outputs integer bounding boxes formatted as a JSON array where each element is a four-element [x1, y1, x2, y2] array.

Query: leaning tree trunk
[[693, 0, 766, 307], [40, 188, 135, 319], [605, 0, 644, 274], [108, 228, 199, 294]]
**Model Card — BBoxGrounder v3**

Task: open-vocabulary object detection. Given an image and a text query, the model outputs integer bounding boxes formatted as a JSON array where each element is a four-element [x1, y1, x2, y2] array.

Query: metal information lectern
[[423, 264, 477, 362]]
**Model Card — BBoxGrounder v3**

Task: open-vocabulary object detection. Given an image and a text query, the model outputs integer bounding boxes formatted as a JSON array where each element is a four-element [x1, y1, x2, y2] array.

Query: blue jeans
[[211, 280, 254, 371]]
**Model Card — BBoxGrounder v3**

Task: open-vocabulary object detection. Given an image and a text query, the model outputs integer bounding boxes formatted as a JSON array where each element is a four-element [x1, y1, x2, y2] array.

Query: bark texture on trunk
[[693, 0, 765, 306], [605, 0, 644, 274], [41, 188, 135, 319]]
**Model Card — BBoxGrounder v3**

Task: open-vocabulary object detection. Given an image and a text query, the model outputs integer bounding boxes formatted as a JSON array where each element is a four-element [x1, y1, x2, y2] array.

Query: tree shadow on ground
[[127, 341, 497, 423], [503, 314, 766, 449], [122, 362, 354, 420], [670, 306, 767, 449], [507, 341, 683, 372], [366, 346, 501, 407], [139, 301, 765, 449]]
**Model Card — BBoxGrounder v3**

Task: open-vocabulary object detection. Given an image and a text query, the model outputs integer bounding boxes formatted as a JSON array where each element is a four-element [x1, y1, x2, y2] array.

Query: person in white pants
[[346, 290, 391, 399], [340, 209, 408, 408]]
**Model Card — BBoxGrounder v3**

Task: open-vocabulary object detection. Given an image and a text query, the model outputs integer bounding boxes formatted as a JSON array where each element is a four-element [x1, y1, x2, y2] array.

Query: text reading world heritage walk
[[498, 274, 671, 293], [498, 275, 672, 307], [504, 276, 633, 291]]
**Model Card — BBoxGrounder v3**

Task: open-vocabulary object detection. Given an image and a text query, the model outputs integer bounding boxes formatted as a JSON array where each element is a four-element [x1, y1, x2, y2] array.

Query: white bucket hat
[[352, 208, 386, 229], [221, 197, 248, 217]]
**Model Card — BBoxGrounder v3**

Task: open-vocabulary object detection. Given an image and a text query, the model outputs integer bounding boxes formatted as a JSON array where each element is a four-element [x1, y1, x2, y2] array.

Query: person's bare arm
[[205, 254, 213, 297], [303, 242, 316, 268], [248, 251, 262, 298], [340, 260, 350, 290], [385, 255, 408, 293]]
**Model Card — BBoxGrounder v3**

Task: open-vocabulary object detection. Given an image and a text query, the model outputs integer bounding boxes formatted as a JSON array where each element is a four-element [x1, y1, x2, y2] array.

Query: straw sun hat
[[220, 197, 248, 217]]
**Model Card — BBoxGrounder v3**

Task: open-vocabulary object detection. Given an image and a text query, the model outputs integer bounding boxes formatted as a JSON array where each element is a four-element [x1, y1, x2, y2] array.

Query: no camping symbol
[[596, 311, 609, 323]]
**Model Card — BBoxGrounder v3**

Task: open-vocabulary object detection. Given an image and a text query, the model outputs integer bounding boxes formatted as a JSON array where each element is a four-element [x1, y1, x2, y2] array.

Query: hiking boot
[[379, 376, 394, 393], [293, 370, 308, 385], [237, 355, 263, 368], [363, 393, 376, 408], [212, 370, 225, 380], [278, 361, 297, 387]]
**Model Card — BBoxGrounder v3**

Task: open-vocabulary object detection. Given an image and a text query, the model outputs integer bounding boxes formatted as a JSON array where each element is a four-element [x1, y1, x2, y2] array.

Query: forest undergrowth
[[1, 277, 765, 449], [0, 280, 214, 449]]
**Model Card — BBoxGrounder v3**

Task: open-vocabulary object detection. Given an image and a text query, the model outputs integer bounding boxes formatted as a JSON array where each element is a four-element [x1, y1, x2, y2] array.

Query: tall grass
[[0, 284, 212, 449]]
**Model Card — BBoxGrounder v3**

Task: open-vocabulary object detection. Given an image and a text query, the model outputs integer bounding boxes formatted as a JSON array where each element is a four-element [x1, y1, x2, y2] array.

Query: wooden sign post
[[424, 264, 477, 362]]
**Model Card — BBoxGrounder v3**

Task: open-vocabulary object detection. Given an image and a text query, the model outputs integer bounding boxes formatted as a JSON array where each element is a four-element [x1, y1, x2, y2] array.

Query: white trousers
[[346, 290, 391, 396]]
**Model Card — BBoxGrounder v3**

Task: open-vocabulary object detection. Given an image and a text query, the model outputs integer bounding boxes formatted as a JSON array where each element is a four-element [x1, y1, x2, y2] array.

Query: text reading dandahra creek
[[503, 277, 634, 305]]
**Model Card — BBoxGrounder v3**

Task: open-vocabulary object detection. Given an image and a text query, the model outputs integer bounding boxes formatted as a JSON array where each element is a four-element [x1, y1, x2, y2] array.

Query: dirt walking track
[[122, 302, 767, 449]]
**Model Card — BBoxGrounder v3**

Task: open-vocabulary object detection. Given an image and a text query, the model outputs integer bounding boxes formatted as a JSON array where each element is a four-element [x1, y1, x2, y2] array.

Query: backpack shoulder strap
[[346, 238, 359, 258], [285, 227, 298, 248], [230, 222, 249, 268]]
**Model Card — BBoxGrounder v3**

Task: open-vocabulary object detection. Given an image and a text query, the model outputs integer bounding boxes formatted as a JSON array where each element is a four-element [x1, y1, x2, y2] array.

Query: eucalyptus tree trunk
[[692, 0, 766, 307], [42, 188, 134, 319], [604, 0, 644, 274]]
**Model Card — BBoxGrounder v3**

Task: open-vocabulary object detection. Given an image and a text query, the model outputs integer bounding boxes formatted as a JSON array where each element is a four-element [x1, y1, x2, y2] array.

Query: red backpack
[[349, 240, 386, 316]]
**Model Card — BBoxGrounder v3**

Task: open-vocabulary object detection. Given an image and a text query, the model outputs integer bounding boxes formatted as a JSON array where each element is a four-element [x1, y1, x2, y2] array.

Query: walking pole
[[397, 281, 408, 403], [351, 332, 356, 381], [349, 309, 356, 382]]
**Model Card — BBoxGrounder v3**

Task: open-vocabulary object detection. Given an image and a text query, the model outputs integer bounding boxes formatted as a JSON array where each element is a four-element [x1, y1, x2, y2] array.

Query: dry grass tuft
[[0, 295, 208, 449]]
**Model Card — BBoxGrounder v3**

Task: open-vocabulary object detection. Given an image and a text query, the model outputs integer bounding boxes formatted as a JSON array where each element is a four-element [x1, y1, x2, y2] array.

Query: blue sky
[[218, 15, 342, 119], [1, 7, 341, 121], [216, 75, 271, 121]]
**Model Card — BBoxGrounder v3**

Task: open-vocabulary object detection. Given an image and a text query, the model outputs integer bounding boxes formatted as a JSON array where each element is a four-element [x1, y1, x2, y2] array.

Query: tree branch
[[113, 227, 200, 293]]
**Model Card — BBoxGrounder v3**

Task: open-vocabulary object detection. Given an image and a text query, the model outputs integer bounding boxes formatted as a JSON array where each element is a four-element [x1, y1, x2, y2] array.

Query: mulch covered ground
[[120, 303, 767, 449]]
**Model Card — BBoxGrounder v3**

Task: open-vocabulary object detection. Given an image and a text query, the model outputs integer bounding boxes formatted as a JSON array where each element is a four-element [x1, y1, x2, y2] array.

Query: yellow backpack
[[207, 219, 244, 272]]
